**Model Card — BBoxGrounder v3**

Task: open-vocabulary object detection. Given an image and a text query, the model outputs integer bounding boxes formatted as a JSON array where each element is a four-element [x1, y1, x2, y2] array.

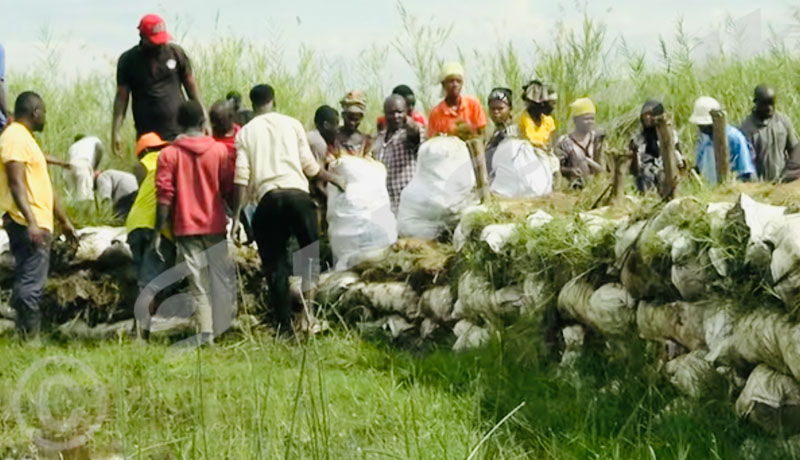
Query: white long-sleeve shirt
[[234, 112, 320, 201]]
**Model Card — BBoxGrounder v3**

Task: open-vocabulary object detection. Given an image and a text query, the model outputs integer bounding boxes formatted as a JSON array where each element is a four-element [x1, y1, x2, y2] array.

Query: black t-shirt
[[117, 44, 191, 140]]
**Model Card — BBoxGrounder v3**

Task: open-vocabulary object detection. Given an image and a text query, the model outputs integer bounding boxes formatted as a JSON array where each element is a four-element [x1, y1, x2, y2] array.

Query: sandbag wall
[[309, 193, 800, 434]]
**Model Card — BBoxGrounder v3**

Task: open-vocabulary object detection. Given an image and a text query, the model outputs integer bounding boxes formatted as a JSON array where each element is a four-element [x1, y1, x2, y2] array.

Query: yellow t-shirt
[[125, 150, 172, 239], [0, 122, 54, 231], [519, 112, 557, 148]]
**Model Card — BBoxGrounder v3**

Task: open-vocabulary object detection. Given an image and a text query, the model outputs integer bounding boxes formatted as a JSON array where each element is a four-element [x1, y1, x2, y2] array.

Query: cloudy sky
[[1, 0, 795, 81]]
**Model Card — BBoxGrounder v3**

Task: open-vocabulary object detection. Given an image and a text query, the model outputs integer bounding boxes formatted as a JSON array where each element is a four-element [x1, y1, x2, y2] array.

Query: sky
[[1, 0, 796, 82]]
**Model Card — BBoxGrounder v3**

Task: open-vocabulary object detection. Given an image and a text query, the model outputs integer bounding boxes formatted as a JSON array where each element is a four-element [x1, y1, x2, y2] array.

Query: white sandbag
[[397, 136, 477, 239], [526, 210, 554, 229], [665, 350, 718, 399], [490, 139, 553, 198], [58, 319, 134, 340], [419, 286, 454, 321], [452, 204, 488, 250], [560, 324, 586, 367], [736, 193, 787, 245], [671, 251, 716, 300], [347, 282, 421, 318], [327, 156, 397, 270], [383, 315, 415, 338], [0, 318, 14, 336], [574, 209, 627, 238], [704, 308, 736, 364], [558, 278, 635, 336], [770, 215, 800, 306], [735, 364, 800, 434], [452, 319, 490, 351], [75, 226, 129, 262], [733, 310, 791, 374], [614, 220, 646, 260], [480, 223, 517, 253], [636, 301, 706, 350], [521, 275, 551, 318], [777, 322, 800, 384], [315, 271, 360, 306], [420, 318, 438, 340], [706, 202, 735, 238], [452, 270, 525, 320]]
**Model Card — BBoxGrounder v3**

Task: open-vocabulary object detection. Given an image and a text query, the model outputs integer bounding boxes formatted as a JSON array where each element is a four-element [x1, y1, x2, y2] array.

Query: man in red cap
[[112, 14, 204, 157]]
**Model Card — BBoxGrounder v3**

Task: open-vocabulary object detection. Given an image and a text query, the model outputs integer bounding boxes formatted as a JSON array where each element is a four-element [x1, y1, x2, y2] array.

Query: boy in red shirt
[[154, 100, 235, 345]]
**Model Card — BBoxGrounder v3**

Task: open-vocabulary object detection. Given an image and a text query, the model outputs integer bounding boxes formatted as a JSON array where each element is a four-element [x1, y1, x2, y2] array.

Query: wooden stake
[[710, 109, 730, 184], [655, 114, 679, 198], [610, 150, 625, 205], [466, 139, 491, 203]]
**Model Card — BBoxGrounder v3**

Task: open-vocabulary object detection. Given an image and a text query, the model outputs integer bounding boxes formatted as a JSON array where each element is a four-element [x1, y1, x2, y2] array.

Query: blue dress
[[695, 124, 756, 184]]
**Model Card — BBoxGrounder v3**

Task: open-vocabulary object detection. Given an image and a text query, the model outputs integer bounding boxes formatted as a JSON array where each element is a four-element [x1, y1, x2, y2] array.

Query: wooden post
[[710, 109, 731, 184], [655, 114, 679, 198], [610, 150, 625, 205], [466, 139, 491, 203]]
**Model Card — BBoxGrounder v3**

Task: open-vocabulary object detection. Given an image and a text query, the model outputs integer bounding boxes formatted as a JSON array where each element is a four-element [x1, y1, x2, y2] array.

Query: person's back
[[235, 111, 315, 198], [157, 135, 232, 236], [66, 135, 103, 200], [127, 149, 167, 234]]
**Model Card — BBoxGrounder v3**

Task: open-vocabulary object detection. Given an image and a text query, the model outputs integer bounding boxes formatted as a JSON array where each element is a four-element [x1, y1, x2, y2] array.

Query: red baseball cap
[[138, 14, 171, 45]]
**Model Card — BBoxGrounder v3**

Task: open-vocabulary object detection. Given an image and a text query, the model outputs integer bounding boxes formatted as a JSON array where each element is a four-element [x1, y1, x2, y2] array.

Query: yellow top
[[0, 122, 54, 231], [519, 112, 557, 149], [125, 150, 172, 239]]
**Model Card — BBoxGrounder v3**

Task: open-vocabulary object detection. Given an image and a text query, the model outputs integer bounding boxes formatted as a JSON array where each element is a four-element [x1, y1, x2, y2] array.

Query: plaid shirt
[[374, 126, 421, 213]]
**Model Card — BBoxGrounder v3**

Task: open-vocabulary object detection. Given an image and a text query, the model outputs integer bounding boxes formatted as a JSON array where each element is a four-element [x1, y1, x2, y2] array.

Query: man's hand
[[229, 216, 241, 246], [329, 173, 347, 192], [27, 223, 46, 248], [61, 221, 78, 245], [151, 232, 164, 262]]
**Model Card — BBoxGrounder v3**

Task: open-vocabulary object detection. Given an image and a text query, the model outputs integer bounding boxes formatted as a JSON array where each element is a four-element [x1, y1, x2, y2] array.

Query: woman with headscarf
[[484, 87, 516, 177], [337, 90, 371, 157], [427, 62, 487, 138], [629, 99, 684, 193], [519, 80, 558, 149]]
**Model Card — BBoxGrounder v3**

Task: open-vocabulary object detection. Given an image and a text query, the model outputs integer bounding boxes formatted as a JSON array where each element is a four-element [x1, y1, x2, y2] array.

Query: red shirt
[[426, 95, 487, 138], [156, 135, 233, 237]]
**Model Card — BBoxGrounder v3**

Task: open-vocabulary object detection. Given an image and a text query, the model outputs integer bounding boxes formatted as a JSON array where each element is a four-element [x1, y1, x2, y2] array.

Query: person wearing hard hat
[[126, 132, 175, 328], [112, 14, 205, 157], [427, 62, 487, 138], [519, 80, 558, 149], [554, 98, 604, 188], [689, 96, 755, 184]]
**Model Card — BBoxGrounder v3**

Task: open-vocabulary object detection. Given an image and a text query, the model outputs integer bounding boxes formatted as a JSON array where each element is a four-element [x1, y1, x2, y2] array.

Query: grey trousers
[[175, 234, 236, 336], [4, 213, 51, 335]]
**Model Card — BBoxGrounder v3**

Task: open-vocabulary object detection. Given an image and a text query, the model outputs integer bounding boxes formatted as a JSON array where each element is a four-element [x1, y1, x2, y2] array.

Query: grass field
[[0, 324, 794, 460]]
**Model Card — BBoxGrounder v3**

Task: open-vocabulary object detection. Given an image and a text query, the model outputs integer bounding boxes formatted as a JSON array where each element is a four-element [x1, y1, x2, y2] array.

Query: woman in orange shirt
[[427, 62, 487, 138]]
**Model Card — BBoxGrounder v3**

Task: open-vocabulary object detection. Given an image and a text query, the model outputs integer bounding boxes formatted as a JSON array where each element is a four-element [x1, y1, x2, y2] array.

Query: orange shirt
[[427, 95, 487, 138]]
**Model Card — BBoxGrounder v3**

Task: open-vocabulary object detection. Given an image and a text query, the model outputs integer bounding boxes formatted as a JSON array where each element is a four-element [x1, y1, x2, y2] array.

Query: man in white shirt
[[66, 134, 104, 200], [96, 169, 138, 217], [230, 84, 344, 335]]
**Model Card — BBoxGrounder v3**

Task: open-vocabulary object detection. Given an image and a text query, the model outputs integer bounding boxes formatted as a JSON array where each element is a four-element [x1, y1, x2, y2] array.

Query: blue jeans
[[4, 213, 51, 335], [127, 228, 176, 290]]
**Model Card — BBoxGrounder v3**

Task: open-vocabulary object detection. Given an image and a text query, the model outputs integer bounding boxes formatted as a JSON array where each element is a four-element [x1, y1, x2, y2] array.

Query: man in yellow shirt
[[519, 80, 558, 148], [0, 91, 76, 337], [126, 133, 175, 331]]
